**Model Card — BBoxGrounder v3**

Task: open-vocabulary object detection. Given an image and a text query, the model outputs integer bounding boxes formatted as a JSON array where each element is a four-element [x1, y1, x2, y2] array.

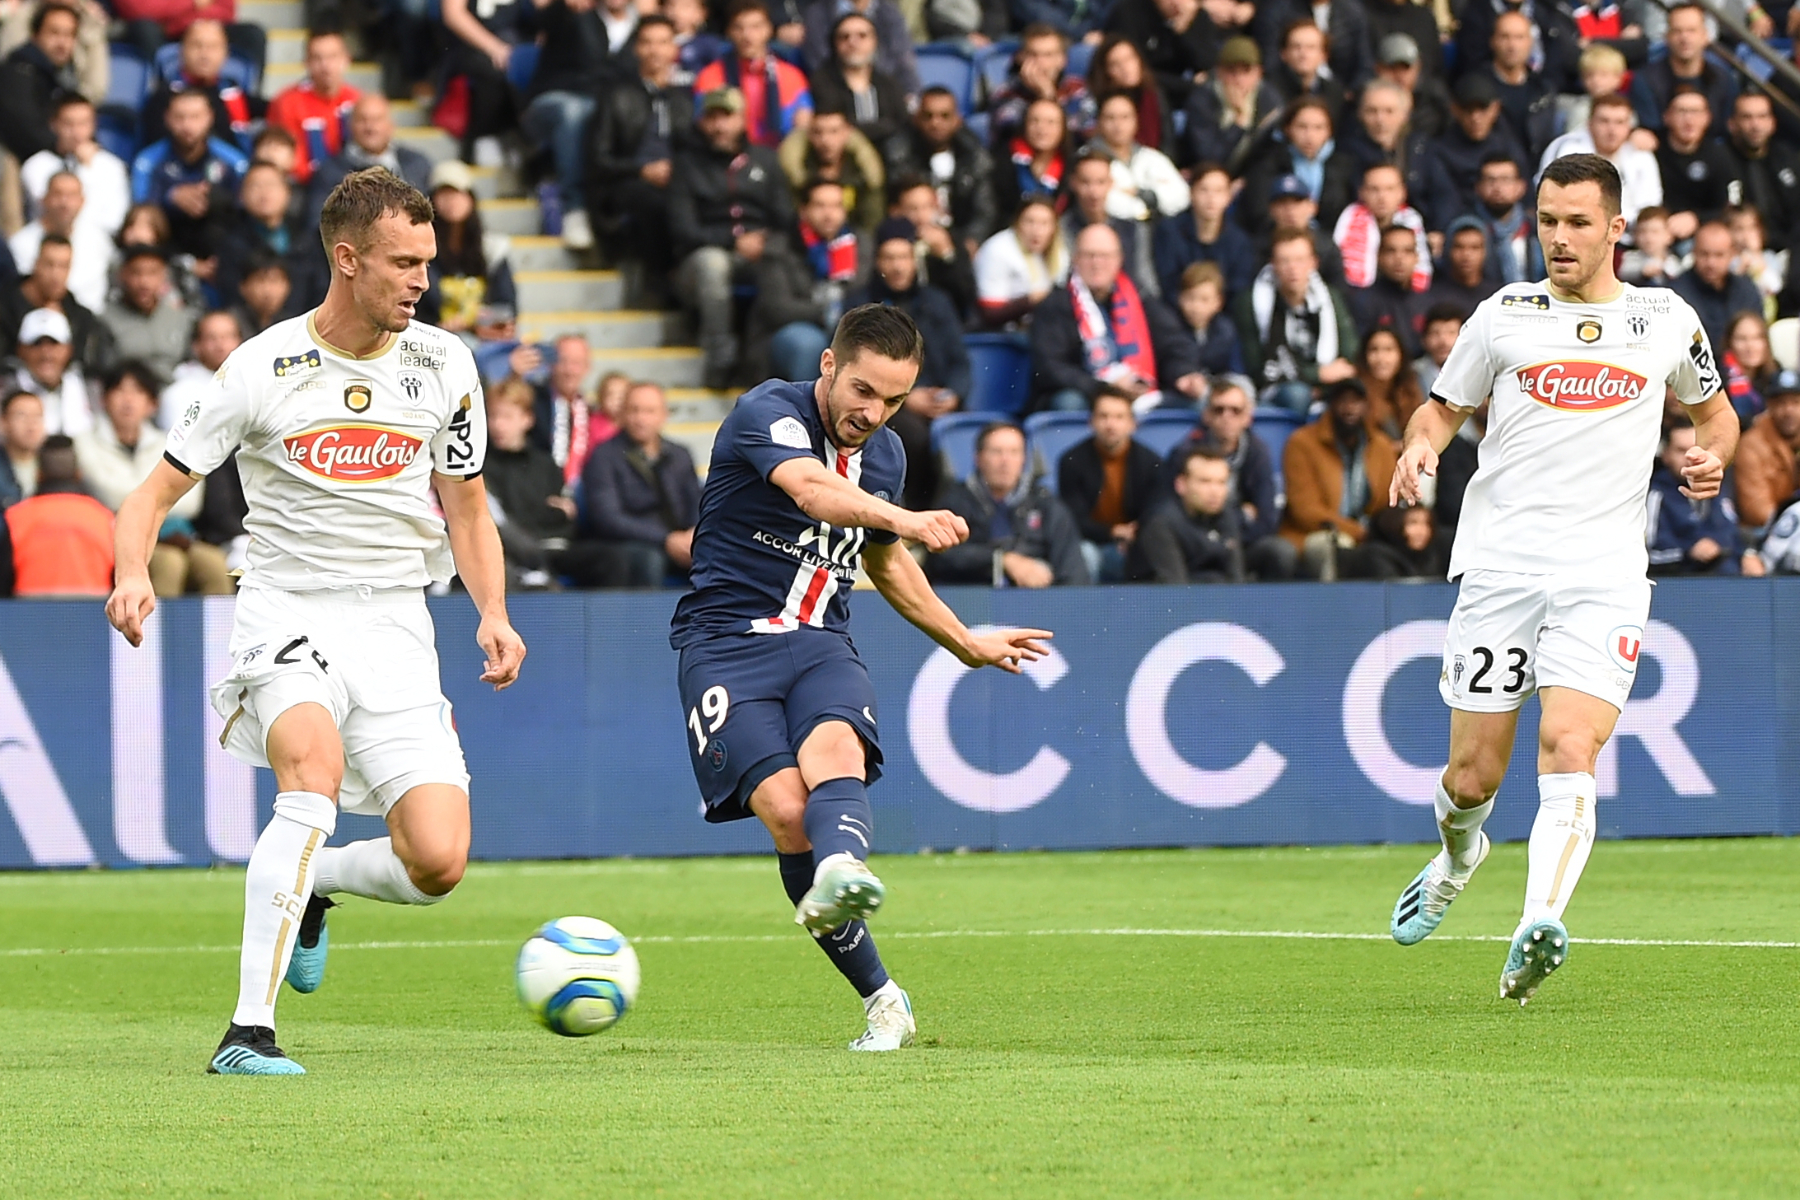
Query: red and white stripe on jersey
[[751, 448, 863, 634]]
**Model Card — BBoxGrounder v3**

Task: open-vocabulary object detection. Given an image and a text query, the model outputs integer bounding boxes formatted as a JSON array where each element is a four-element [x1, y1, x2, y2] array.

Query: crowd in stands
[[4, 0, 1800, 592]]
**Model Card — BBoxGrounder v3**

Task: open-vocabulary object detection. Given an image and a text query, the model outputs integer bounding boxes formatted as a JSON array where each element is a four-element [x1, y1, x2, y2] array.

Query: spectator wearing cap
[[264, 31, 360, 186], [802, 0, 918, 98], [216, 161, 321, 311], [1239, 98, 1357, 241], [1268, 20, 1345, 133], [987, 24, 1097, 150], [1365, 0, 1442, 82], [1469, 153, 1540, 283], [1057, 389, 1163, 580], [1430, 73, 1527, 219], [1485, 11, 1556, 165], [1280, 376, 1397, 579], [1102, 0, 1218, 109], [0, 1, 83, 165], [1656, 86, 1736, 243], [1155, 164, 1257, 303], [1130, 445, 1246, 583], [587, 17, 694, 286], [1648, 416, 1759, 576], [11, 308, 90, 436], [1427, 218, 1499, 314], [1371, 33, 1450, 139], [749, 179, 869, 381], [1455, 0, 1579, 96], [1236, 226, 1360, 414], [103, 245, 193, 381], [1253, 0, 1376, 91], [1735, 370, 1800, 531], [1178, 36, 1283, 175], [893, 87, 996, 255], [1257, 172, 1349, 288], [1031, 223, 1204, 412], [76, 359, 232, 595], [693, 0, 814, 150], [1340, 78, 1455, 231], [0, 435, 112, 597], [779, 106, 887, 236], [305, 95, 434, 229], [142, 20, 264, 153], [10, 170, 112, 314], [670, 84, 792, 387], [131, 87, 250, 262], [1630, 2, 1735, 141], [0, 390, 46, 506], [1539, 94, 1661, 235], [417, 160, 518, 349], [22, 95, 130, 238], [927, 421, 1090, 587], [847, 217, 971, 509]]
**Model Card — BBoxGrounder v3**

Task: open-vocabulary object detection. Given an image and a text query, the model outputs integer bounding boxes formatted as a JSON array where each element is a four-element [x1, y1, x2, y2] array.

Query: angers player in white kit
[[106, 169, 527, 1074], [1386, 154, 1737, 1004]]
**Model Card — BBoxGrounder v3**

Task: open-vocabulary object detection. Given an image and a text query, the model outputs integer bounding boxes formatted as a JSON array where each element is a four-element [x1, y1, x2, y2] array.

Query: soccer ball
[[515, 916, 641, 1037]]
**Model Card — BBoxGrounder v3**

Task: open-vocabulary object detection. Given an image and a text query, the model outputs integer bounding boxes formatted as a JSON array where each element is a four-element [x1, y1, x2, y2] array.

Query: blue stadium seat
[[1252, 406, 1306, 495], [915, 45, 975, 114], [963, 333, 1032, 415], [1065, 40, 1095, 82], [96, 111, 138, 162], [1023, 411, 1091, 480], [107, 44, 151, 109], [964, 111, 990, 142], [1134, 408, 1198, 458], [974, 41, 1017, 99], [507, 42, 542, 93], [930, 410, 995, 483]]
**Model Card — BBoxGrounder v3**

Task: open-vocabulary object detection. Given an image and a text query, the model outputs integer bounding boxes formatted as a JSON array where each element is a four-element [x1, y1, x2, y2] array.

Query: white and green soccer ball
[[515, 916, 641, 1037]]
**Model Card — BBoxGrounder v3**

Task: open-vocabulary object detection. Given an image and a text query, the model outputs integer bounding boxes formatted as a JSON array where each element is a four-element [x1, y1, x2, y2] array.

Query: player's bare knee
[[404, 838, 468, 896], [1540, 726, 1604, 775], [750, 772, 811, 853], [797, 722, 867, 787]]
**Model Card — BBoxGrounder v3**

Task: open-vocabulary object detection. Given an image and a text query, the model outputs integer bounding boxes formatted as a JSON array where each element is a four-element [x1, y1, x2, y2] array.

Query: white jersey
[[1431, 280, 1722, 582], [165, 312, 487, 590]]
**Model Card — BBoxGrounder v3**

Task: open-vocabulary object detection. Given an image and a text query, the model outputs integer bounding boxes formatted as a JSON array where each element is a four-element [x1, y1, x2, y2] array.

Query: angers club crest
[[1576, 319, 1603, 344], [1628, 314, 1649, 338], [344, 379, 374, 413], [398, 371, 426, 405]]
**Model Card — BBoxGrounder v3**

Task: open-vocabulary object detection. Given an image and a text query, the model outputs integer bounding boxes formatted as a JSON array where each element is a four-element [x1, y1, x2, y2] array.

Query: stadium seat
[[106, 44, 151, 109], [1023, 411, 1090, 479], [1134, 409, 1199, 458], [974, 41, 1017, 99], [964, 111, 991, 142], [931, 410, 995, 483], [963, 333, 1032, 415], [1252, 406, 1306, 495], [96, 111, 138, 162], [507, 42, 542, 93], [1065, 40, 1095, 82], [915, 45, 975, 114]]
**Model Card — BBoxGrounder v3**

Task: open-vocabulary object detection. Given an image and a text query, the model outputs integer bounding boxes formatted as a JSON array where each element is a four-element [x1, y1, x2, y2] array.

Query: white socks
[[313, 837, 443, 906], [232, 791, 336, 1029], [1433, 778, 1494, 871], [1520, 772, 1598, 932]]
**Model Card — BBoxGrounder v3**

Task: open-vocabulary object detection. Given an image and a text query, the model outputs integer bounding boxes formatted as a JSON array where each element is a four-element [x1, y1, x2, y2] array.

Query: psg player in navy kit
[[672, 305, 1052, 1051]]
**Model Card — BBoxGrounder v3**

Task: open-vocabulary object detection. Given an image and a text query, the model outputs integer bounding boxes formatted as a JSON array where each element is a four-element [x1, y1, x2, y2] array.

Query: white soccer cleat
[[794, 853, 885, 933], [1391, 833, 1491, 945], [849, 981, 914, 1052]]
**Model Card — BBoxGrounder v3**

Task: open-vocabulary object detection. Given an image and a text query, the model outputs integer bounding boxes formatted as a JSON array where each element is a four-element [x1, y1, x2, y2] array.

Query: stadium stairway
[[248, 0, 734, 469]]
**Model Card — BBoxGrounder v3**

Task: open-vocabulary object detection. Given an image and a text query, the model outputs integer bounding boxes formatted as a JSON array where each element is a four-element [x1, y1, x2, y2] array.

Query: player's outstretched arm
[[862, 540, 1052, 674], [1391, 398, 1471, 506], [1679, 392, 1739, 500], [435, 473, 527, 691], [769, 457, 968, 550], [106, 460, 199, 647]]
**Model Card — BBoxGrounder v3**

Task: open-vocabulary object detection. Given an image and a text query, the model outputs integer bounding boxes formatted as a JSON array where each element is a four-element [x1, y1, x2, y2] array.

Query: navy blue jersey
[[671, 380, 906, 649]]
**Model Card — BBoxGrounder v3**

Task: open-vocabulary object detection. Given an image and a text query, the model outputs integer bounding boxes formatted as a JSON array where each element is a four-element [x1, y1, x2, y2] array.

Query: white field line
[[5, 928, 1800, 958]]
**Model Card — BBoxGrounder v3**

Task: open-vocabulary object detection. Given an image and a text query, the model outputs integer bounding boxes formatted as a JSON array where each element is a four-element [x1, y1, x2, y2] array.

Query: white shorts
[[1439, 571, 1652, 714], [210, 586, 470, 816]]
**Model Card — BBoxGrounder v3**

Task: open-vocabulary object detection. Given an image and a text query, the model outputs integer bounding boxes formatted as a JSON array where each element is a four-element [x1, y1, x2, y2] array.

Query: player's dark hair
[[1423, 301, 1467, 329], [1539, 152, 1622, 218], [975, 420, 1024, 454], [831, 303, 924, 367], [102, 359, 163, 399], [320, 166, 434, 255]]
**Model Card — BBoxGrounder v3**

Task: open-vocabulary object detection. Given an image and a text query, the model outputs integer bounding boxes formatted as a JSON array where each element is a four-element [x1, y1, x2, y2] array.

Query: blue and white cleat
[[795, 853, 885, 934], [1391, 833, 1490, 945], [208, 1024, 305, 1075], [285, 895, 334, 994], [849, 982, 914, 1052], [1500, 918, 1569, 1006]]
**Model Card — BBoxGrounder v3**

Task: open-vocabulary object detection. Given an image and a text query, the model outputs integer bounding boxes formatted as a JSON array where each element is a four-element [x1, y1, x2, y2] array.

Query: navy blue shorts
[[676, 629, 883, 823]]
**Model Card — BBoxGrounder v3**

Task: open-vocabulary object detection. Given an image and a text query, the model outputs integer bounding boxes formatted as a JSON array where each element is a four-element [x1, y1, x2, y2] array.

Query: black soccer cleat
[[208, 1023, 305, 1075]]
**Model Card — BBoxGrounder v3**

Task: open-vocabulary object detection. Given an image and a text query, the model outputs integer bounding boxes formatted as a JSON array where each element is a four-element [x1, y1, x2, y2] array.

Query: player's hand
[[106, 574, 157, 648], [477, 615, 527, 691], [1391, 438, 1438, 506], [896, 508, 969, 551], [959, 627, 1054, 674], [1679, 444, 1724, 500]]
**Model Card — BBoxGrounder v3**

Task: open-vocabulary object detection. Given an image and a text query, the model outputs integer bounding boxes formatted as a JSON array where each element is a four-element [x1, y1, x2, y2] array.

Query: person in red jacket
[[0, 435, 114, 597], [264, 31, 361, 184]]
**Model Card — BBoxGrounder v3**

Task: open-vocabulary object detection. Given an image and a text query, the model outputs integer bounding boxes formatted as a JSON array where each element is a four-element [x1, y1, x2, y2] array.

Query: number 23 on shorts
[[1461, 646, 1529, 695], [688, 686, 730, 755]]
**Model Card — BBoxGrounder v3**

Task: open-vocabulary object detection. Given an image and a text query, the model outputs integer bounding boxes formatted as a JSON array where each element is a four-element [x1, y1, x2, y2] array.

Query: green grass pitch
[[6, 839, 1800, 1198]]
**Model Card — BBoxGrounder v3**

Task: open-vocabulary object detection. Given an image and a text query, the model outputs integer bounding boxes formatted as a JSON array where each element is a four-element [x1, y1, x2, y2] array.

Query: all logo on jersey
[[344, 380, 374, 413], [1628, 314, 1649, 338], [283, 425, 422, 481], [398, 371, 425, 404], [1501, 293, 1550, 310], [1576, 319, 1602, 343], [273, 349, 321, 378], [1515, 360, 1647, 411]]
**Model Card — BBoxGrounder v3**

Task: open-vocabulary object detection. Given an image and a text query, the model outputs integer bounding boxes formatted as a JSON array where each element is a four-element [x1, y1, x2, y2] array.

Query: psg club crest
[[1576, 319, 1602, 344], [707, 738, 728, 772], [344, 379, 374, 413]]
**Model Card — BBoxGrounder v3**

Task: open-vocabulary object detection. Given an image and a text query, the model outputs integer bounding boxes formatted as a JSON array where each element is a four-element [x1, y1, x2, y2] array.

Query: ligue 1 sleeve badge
[[344, 380, 374, 412]]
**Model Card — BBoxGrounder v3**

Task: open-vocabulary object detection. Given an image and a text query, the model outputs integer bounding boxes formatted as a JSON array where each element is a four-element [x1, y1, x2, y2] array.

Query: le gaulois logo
[[1515, 360, 1647, 411], [284, 424, 421, 481]]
